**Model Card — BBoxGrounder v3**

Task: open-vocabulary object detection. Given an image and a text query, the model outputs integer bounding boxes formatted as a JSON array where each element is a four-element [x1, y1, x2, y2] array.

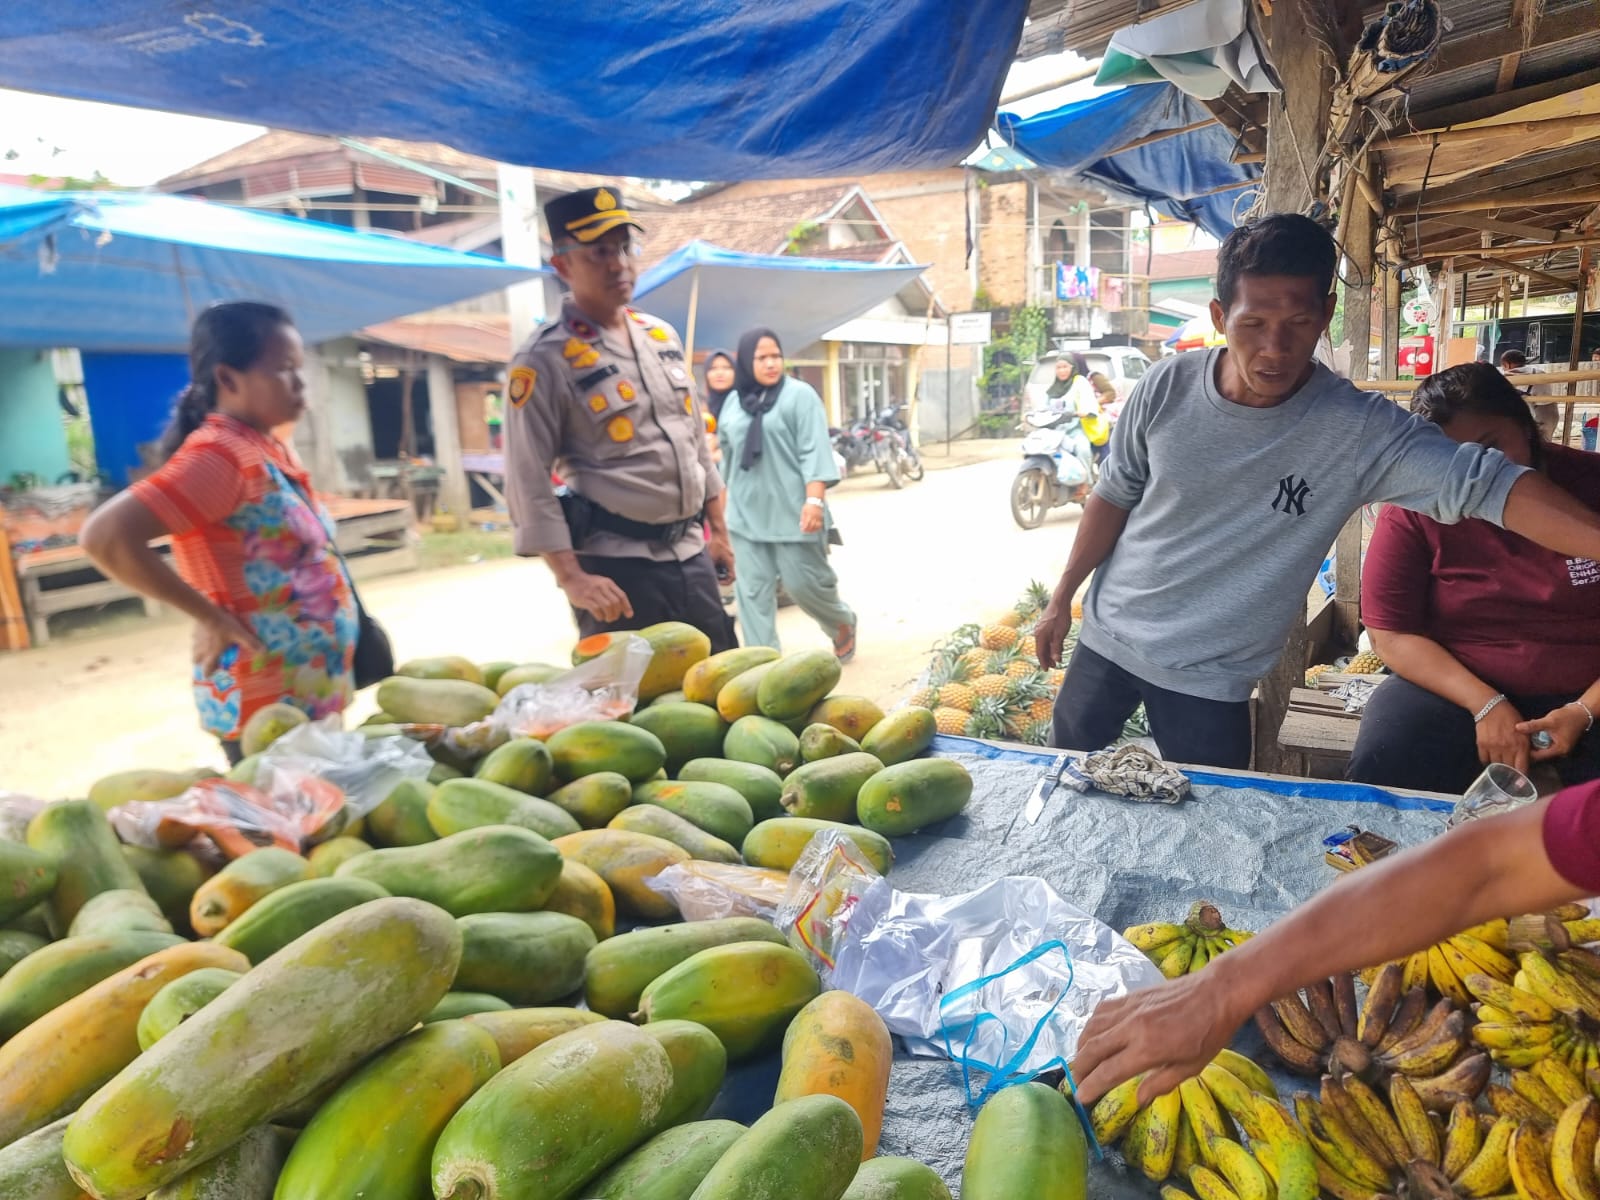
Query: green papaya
[[648, 689, 687, 707], [0, 840, 58, 925], [0, 929, 45, 977], [780, 753, 885, 823], [630, 702, 728, 772], [275, 1020, 501, 1200], [136, 966, 243, 1050], [961, 1081, 1088, 1200], [608, 806, 741, 864], [586, 1120, 747, 1200], [428, 762, 465, 784], [843, 1157, 954, 1199], [336, 825, 564, 916], [688, 1095, 863, 1199], [683, 646, 781, 706], [425, 992, 513, 1023], [677, 759, 786, 823], [427, 777, 580, 841], [148, 1125, 293, 1199], [0, 931, 185, 1039], [228, 753, 266, 784], [723, 716, 801, 777], [120, 845, 210, 934], [474, 737, 555, 796], [453, 910, 597, 1005], [640, 1018, 728, 1126], [632, 779, 754, 846], [860, 708, 937, 767], [548, 720, 667, 784], [583, 917, 788, 1019], [86, 768, 194, 811], [241, 702, 310, 755], [67, 889, 173, 937], [0, 1116, 90, 1200], [635, 942, 821, 1061], [756, 651, 843, 722], [856, 759, 972, 837], [376, 676, 500, 726], [546, 771, 635, 828], [26, 800, 147, 934], [306, 836, 372, 877], [741, 818, 893, 876], [478, 660, 518, 691], [366, 778, 440, 847], [715, 662, 777, 723], [798, 723, 862, 763], [493, 662, 566, 697], [397, 655, 485, 684], [2, 904, 51, 941], [213, 876, 391, 964]]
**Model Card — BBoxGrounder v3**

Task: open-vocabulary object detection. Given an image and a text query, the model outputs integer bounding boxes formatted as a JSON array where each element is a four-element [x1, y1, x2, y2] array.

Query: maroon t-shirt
[[1544, 780, 1600, 891], [1361, 443, 1600, 696]]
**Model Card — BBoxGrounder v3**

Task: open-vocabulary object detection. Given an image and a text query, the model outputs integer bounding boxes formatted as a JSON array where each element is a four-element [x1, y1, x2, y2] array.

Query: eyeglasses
[[555, 241, 643, 265]]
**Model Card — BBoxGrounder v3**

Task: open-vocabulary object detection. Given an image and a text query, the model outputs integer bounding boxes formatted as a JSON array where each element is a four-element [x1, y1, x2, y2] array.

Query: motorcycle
[[1010, 407, 1096, 529], [873, 405, 924, 489], [831, 416, 877, 474]]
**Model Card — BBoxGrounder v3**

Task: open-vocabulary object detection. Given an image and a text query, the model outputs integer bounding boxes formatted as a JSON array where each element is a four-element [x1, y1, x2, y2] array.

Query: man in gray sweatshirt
[[1034, 214, 1600, 770]]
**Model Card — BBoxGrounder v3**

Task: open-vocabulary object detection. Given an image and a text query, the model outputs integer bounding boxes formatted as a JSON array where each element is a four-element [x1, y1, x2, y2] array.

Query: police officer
[[504, 186, 738, 651]]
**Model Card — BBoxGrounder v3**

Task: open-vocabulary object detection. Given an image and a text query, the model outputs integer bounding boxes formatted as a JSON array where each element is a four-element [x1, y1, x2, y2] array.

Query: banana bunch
[[1484, 1083, 1600, 1200], [1125, 901, 1256, 980], [1487, 1057, 1600, 1130], [1089, 1050, 1320, 1200], [1365, 907, 1595, 1006], [1253, 963, 1482, 1100], [1464, 949, 1600, 1072]]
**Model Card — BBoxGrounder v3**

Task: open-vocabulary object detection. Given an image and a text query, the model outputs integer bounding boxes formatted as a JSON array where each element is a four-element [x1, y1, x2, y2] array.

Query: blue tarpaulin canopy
[[0, 186, 540, 352], [0, 2, 1029, 181], [632, 240, 930, 357], [996, 84, 1263, 240]]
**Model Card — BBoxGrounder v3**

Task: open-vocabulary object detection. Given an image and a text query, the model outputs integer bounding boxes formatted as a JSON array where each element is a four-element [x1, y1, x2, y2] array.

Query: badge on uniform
[[669, 365, 688, 384], [589, 394, 608, 413], [684, 395, 694, 415], [617, 381, 637, 403], [567, 317, 598, 341], [508, 366, 537, 408], [648, 327, 669, 343], [562, 337, 600, 370], [607, 415, 634, 443]]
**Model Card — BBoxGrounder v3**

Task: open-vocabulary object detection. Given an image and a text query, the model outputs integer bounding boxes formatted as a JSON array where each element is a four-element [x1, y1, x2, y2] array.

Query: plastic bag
[[778, 830, 1163, 1103], [490, 635, 654, 740], [646, 861, 792, 922], [255, 718, 433, 835], [0, 792, 47, 842], [110, 777, 346, 858]]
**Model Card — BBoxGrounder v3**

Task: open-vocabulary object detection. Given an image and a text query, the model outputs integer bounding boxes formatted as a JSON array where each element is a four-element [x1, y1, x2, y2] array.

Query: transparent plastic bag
[[0, 793, 48, 842], [646, 861, 792, 922], [778, 829, 1164, 1103], [490, 635, 654, 740], [255, 718, 433, 837], [110, 777, 346, 858]]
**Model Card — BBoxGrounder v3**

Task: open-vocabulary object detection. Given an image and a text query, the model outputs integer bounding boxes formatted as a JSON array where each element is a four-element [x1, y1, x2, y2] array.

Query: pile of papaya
[[0, 623, 1028, 1198]]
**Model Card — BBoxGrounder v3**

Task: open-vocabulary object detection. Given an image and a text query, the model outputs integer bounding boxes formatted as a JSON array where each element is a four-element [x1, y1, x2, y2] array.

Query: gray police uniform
[[504, 298, 736, 650]]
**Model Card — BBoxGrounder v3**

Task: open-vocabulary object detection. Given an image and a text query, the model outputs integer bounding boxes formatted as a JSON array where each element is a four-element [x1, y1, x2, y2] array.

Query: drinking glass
[[1447, 762, 1539, 828]]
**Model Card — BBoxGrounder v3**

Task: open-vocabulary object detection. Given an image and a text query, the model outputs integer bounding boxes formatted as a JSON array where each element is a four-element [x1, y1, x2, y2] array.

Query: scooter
[[831, 417, 877, 474], [1010, 407, 1096, 529]]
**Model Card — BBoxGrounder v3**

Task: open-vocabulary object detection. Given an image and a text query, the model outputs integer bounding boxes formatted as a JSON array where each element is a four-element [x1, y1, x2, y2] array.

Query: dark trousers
[[1347, 674, 1600, 795], [1051, 643, 1253, 769], [219, 739, 244, 766], [575, 550, 738, 653]]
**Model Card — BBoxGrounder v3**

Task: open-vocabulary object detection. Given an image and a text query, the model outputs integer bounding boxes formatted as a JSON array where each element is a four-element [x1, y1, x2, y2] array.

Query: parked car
[[1023, 347, 1152, 419]]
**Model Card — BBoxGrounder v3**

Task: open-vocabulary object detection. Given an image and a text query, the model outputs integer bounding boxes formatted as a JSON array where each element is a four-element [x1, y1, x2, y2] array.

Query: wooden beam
[[1356, 368, 1600, 393], [1392, 146, 1600, 207], [1233, 151, 1267, 165], [1102, 118, 1218, 158], [1410, 66, 1600, 130], [1412, 232, 1600, 260], [1334, 160, 1376, 648], [1377, 112, 1600, 151], [1495, 0, 1534, 93], [1435, 213, 1558, 243], [1454, 255, 1575, 292], [1429, 5, 1598, 74], [1415, 187, 1600, 217]]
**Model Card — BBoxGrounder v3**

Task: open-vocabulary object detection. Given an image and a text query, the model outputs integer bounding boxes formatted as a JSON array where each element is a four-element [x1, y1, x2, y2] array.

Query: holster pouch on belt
[[558, 486, 701, 548]]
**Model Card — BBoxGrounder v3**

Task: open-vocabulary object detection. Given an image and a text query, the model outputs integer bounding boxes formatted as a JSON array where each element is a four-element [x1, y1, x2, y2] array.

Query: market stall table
[[706, 734, 1455, 1194], [12, 497, 416, 646]]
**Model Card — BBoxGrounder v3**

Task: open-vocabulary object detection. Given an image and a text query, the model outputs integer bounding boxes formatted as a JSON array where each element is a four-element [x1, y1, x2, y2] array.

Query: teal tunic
[[717, 377, 839, 542]]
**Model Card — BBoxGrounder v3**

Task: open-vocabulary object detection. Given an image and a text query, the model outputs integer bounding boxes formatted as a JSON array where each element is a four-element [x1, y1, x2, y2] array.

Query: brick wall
[[977, 181, 1031, 308]]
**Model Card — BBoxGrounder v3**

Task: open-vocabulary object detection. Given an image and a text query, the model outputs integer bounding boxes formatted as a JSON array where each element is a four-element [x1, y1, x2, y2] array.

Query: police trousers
[[730, 532, 854, 653], [574, 550, 738, 653]]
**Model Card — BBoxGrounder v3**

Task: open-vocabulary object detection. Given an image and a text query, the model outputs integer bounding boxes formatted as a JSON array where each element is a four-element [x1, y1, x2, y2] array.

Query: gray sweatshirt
[[1080, 349, 1528, 702]]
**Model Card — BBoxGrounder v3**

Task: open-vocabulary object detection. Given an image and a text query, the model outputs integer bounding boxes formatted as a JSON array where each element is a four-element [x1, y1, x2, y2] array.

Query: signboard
[[1398, 334, 1435, 380], [949, 311, 992, 345], [1401, 296, 1433, 328]]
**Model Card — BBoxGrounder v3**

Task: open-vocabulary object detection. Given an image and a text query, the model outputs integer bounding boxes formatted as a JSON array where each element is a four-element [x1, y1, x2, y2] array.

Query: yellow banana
[[1139, 1088, 1184, 1181], [1191, 1165, 1243, 1200], [1358, 962, 1404, 1047], [1429, 944, 1474, 1006], [1454, 933, 1521, 981], [1271, 993, 1331, 1052], [1410, 1051, 1493, 1112], [1382, 1010, 1468, 1077], [1252, 1094, 1319, 1200], [1466, 974, 1558, 1022], [1444, 940, 1501, 995], [1476, 1024, 1559, 1049], [1537, 1057, 1592, 1107], [1175, 1109, 1203, 1179], [1180, 1076, 1230, 1166], [1294, 1094, 1391, 1191], [1213, 1049, 1277, 1099], [1550, 1096, 1600, 1200], [1159, 937, 1198, 979], [1161, 1187, 1196, 1200], [1391, 1074, 1442, 1167], [1452, 1116, 1515, 1198], [1201, 1063, 1268, 1142], [1552, 905, 1592, 923], [1495, 1043, 1559, 1069], [1509, 1121, 1567, 1200], [1403, 950, 1431, 992], [1124, 1098, 1155, 1173], [1126, 921, 1189, 952], [1320, 1074, 1398, 1170], [1524, 953, 1595, 1020], [1492, 1082, 1560, 1128], [1340, 1073, 1413, 1167], [1091, 1074, 1145, 1145], [1214, 1137, 1274, 1200], [1442, 1099, 1484, 1181], [1513, 1068, 1572, 1121], [1314, 1155, 1388, 1200]]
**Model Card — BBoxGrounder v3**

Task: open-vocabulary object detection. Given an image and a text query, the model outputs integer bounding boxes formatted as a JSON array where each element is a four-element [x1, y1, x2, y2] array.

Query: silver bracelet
[[1571, 699, 1596, 732], [1474, 693, 1507, 724]]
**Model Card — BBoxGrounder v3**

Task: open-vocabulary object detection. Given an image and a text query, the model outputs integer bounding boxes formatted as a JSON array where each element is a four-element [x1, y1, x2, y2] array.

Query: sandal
[[833, 622, 857, 664]]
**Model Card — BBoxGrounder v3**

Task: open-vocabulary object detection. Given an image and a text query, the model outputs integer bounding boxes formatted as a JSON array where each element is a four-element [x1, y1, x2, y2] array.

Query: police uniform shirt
[[504, 299, 723, 563]]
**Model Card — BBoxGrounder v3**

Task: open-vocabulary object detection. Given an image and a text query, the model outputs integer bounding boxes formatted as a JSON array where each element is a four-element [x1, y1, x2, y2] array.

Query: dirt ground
[[2, 441, 1090, 798]]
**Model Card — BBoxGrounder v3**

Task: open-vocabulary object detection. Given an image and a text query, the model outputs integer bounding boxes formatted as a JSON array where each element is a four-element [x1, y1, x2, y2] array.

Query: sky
[[0, 49, 1102, 188]]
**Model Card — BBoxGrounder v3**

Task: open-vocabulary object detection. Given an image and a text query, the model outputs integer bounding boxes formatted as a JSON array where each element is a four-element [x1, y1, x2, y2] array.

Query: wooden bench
[[13, 498, 416, 646], [1276, 671, 1387, 778]]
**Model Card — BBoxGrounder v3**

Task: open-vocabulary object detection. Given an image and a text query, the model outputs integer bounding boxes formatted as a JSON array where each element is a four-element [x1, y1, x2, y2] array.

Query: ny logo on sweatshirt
[[1272, 474, 1312, 516]]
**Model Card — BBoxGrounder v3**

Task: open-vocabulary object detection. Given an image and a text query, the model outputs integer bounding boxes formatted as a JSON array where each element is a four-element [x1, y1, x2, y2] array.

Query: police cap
[[544, 186, 643, 245]]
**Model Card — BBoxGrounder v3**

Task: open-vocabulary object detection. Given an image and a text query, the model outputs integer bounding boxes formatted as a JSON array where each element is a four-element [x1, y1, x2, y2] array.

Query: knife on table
[[1004, 752, 1072, 843]]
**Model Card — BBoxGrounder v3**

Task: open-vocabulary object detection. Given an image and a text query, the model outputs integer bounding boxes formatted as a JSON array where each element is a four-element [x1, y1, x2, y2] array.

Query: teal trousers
[[730, 531, 855, 652]]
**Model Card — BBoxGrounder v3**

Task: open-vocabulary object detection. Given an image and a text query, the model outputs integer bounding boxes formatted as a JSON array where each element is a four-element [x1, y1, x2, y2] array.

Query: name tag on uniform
[[659, 348, 685, 362]]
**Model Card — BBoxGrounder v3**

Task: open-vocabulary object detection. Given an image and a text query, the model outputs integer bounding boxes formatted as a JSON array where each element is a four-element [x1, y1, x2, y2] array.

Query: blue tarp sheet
[[997, 84, 1264, 240], [0, 2, 1029, 180], [632, 241, 930, 355], [0, 187, 539, 352]]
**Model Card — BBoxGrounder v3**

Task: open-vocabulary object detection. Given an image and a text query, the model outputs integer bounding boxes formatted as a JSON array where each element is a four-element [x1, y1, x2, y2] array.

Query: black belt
[[558, 487, 702, 547]]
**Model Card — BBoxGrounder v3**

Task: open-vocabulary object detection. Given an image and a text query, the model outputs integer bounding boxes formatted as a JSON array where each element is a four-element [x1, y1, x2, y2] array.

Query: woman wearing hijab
[[703, 350, 736, 421], [1046, 352, 1113, 465], [718, 328, 857, 659]]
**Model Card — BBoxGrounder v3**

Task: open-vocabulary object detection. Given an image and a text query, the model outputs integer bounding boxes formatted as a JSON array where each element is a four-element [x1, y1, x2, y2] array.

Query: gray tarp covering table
[[706, 735, 1455, 1194]]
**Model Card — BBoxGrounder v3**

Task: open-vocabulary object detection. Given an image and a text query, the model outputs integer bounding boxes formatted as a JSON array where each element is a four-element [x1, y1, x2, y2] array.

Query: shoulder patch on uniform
[[508, 366, 537, 408], [607, 414, 635, 443]]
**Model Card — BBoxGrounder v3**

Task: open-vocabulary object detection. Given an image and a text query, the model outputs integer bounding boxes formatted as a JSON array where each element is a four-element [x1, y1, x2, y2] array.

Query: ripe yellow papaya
[[635, 941, 821, 1061], [546, 771, 635, 828], [553, 829, 689, 920], [776, 991, 893, 1159], [715, 661, 778, 722], [460, 1006, 606, 1065], [637, 621, 714, 700], [189, 847, 312, 937], [807, 695, 887, 743], [682, 646, 781, 706], [540, 858, 616, 940]]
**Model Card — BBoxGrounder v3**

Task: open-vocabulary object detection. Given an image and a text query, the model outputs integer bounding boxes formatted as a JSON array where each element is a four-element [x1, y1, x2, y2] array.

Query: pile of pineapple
[[908, 581, 1071, 745]]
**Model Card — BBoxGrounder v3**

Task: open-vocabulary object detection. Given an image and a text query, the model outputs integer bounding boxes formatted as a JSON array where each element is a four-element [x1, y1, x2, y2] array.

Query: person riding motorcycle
[[1046, 353, 1114, 467]]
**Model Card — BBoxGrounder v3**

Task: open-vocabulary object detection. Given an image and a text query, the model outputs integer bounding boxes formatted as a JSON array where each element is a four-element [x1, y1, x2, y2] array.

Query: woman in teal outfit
[[718, 328, 857, 659]]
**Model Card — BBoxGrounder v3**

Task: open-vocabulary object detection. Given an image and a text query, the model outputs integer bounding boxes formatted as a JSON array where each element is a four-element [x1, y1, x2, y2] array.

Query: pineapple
[[997, 609, 1025, 629], [979, 623, 1019, 652], [964, 695, 1010, 740], [933, 706, 969, 735], [1304, 663, 1333, 687], [960, 647, 995, 676], [908, 686, 941, 709], [1017, 716, 1053, 746], [1005, 657, 1035, 681], [938, 682, 977, 712], [1019, 634, 1038, 661], [972, 674, 1010, 701], [1028, 696, 1054, 724], [1017, 579, 1052, 621], [1346, 650, 1385, 675], [1045, 668, 1066, 690]]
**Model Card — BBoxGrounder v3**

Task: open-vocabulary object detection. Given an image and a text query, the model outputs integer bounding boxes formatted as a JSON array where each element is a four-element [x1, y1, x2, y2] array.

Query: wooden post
[[1255, 0, 1335, 776], [1563, 247, 1592, 447], [1333, 160, 1376, 649]]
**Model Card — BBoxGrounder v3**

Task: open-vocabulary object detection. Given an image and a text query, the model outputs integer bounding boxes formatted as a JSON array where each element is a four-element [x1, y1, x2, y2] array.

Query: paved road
[[0, 450, 1084, 797]]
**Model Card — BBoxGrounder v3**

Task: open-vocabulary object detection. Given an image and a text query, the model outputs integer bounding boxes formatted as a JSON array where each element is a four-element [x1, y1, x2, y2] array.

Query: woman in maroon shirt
[[1348, 363, 1600, 794]]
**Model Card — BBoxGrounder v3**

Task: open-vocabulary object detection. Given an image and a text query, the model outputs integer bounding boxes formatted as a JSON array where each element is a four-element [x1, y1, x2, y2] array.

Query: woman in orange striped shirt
[[82, 302, 358, 762]]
